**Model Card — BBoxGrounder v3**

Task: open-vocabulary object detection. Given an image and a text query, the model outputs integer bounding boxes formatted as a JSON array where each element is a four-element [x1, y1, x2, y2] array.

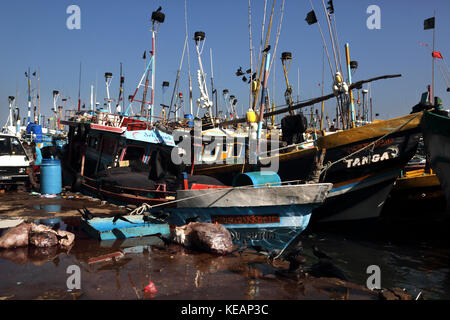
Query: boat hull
[[421, 111, 450, 213], [195, 113, 423, 223], [81, 215, 170, 240], [156, 183, 332, 253]]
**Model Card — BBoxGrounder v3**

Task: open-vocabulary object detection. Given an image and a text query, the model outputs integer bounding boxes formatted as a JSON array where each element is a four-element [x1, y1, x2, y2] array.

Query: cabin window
[[123, 145, 146, 163], [102, 137, 116, 155], [0, 137, 26, 156]]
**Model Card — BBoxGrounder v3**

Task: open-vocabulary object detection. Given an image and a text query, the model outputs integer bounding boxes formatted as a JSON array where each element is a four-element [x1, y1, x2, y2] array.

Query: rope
[[128, 178, 310, 216], [320, 112, 421, 179]]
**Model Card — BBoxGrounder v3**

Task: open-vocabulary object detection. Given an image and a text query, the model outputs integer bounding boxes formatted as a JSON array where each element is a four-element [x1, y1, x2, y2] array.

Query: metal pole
[[345, 43, 356, 128], [432, 10, 436, 103], [27, 68, 31, 124], [150, 29, 156, 123]]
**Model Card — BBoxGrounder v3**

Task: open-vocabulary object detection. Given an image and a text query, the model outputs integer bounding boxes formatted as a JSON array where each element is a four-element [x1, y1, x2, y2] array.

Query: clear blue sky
[[0, 0, 449, 126]]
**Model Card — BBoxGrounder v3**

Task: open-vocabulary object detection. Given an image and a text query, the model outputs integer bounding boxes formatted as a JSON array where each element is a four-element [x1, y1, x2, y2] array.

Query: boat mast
[[149, 7, 165, 123], [184, 0, 193, 115], [8, 96, 15, 128], [104, 72, 113, 113], [26, 68, 31, 125], [193, 31, 214, 126], [168, 36, 188, 121], [432, 10, 436, 103], [78, 62, 82, 112], [252, 0, 275, 111], [37, 68, 40, 124]]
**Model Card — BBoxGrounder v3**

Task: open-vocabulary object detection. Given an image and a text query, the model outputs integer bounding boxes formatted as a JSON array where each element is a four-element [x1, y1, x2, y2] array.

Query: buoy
[[246, 109, 257, 123]]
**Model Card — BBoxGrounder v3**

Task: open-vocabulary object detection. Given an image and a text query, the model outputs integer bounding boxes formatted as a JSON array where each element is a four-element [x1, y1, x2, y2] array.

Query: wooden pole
[[345, 43, 356, 128], [252, 0, 275, 110]]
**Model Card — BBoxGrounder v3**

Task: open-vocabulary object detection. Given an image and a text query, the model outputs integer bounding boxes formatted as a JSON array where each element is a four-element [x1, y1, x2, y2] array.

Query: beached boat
[[147, 172, 332, 254], [421, 110, 450, 213]]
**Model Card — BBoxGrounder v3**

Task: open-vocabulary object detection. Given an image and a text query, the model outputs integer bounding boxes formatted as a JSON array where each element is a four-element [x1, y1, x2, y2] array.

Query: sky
[[0, 0, 449, 127]]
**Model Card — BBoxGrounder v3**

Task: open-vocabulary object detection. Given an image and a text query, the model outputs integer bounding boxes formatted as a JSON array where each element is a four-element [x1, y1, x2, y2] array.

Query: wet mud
[[0, 191, 449, 300]]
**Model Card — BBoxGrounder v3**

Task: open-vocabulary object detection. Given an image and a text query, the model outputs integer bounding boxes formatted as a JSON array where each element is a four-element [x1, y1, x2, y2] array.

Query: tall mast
[[432, 10, 436, 103], [26, 68, 31, 124], [37, 68, 41, 124], [78, 62, 82, 112], [252, 0, 275, 110], [148, 7, 165, 123]]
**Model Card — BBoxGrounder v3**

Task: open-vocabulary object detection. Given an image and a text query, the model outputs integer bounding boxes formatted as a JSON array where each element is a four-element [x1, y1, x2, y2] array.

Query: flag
[[143, 50, 147, 59], [305, 10, 318, 25], [327, 0, 334, 15], [432, 51, 443, 59], [424, 17, 435, 30]]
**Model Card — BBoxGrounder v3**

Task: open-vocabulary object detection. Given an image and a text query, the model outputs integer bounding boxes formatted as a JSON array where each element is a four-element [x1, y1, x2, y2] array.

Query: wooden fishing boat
[[194, 112, 424, 223], [148, 174, 332, 255], [421, 110, 450, 213], [382, 168, 445, 217], [60, 113, 179, 207]]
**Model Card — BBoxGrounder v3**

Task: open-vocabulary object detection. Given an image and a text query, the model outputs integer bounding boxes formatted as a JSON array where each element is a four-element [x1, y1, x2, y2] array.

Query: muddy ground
[[0, 190, 437, 301]]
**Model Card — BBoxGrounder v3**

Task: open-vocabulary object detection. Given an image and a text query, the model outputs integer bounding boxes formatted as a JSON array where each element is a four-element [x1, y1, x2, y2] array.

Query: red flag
[[432, 51, 443, 59]]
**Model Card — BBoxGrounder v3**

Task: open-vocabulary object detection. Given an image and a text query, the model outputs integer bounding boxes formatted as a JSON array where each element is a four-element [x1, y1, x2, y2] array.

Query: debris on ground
[[0, 222, 75, 249], [173, 222, 234, 254], [0, 222, 32, 249]]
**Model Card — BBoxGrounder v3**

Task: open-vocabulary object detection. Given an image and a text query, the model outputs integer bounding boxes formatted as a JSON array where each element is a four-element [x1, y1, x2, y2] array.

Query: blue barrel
[[40, 159, 62, 194], [232, 171, 281, 188], [184, 114, 194, 128]]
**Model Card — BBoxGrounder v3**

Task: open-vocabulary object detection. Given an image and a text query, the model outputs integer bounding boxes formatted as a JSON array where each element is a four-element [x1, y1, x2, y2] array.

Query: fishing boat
[[195, 109, 424, 223], [420, 109, 450, 213], [60, 112, 179, 207], [145, 171, 332, 255]]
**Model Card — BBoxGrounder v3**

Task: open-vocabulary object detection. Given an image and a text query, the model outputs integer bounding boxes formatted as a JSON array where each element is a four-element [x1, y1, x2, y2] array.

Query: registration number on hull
[[230, 231, 276, 241]]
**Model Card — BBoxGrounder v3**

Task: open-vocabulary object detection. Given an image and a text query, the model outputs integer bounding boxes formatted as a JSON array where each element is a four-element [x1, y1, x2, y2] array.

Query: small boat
[[382, 168, 445, 217], [148, 172, 332, 255], [81, 215, 170, 240], [420, 109, 450, 213]]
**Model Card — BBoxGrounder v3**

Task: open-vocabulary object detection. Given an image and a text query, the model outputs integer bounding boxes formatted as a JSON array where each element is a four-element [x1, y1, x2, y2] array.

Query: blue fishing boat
[[147, 172, 332, 255], [81, 215, 170, 240]]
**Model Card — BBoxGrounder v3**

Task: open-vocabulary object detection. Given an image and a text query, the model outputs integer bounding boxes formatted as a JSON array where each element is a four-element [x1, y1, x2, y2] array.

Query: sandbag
[[174, 222, 234, 255], [56, 230, 75, 247], [29, 231, 58, 248], [0, 222, 32, 249]]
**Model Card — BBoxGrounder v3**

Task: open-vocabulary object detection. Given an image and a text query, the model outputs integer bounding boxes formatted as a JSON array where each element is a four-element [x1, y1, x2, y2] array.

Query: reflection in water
[[0, 216, 449, 300]]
